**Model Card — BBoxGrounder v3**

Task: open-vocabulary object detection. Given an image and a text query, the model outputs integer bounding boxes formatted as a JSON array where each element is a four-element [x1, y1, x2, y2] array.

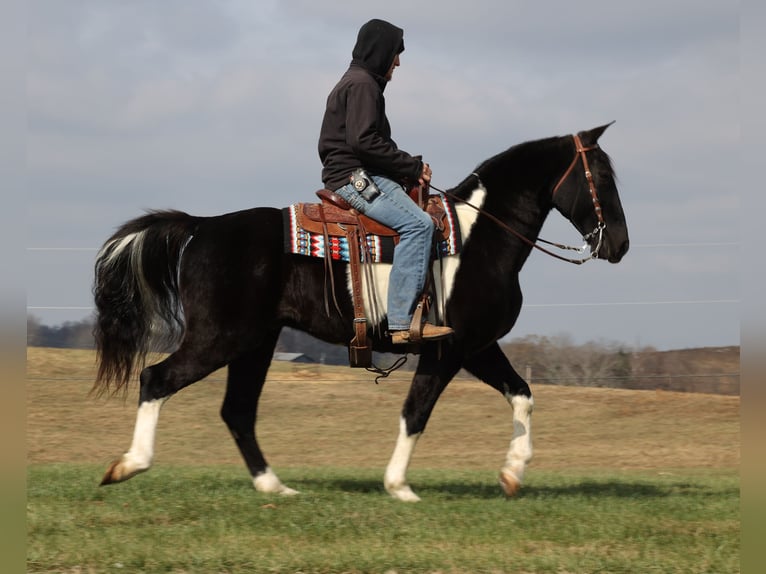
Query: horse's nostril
[[619, 239, 630, 258], [609, 239, 629, 263]]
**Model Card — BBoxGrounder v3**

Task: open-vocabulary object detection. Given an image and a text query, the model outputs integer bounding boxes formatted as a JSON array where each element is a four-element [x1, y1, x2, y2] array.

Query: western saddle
[[297, 185, 451, 367]]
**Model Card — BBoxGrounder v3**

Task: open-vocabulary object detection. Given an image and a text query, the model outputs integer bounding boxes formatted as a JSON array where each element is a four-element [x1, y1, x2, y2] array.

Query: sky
[[25, 0, 741, 351]]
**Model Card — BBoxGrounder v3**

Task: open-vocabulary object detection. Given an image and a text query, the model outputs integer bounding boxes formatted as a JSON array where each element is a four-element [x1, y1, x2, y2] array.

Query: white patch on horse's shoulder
[[454, 186, 487, 240], [434, 185, 486, 305]]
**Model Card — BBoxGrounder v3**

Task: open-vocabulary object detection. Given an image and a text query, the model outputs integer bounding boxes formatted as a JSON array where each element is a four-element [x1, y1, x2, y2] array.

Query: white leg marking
[[500, 395, 534, 496], [384, 417, 422, 502], [122, 398, 167, 474], [253, 467, 299, 496]]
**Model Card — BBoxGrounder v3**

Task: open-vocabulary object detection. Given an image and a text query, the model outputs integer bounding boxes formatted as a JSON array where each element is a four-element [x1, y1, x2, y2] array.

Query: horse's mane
[[446, 133, 616, 199], [446, 136, 560, 199]]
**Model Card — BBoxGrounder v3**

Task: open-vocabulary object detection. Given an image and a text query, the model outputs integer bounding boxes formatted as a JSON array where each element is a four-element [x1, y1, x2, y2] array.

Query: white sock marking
[[123, 398, 166, 472], [253, 467, 299, 496], [384, 417, 422, 502], [503, 395, 534, 482]]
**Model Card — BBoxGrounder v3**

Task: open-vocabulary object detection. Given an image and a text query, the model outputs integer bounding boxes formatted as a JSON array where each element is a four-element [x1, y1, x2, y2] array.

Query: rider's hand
[[419, 163, 432, 187]]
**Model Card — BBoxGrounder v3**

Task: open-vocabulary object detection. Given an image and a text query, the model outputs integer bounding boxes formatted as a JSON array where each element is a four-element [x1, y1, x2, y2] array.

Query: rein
[[432, 134, 605, 266]]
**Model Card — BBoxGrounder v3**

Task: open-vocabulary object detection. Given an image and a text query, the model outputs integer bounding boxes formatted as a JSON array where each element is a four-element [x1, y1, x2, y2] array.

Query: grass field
[[27, 348, 740, 573]]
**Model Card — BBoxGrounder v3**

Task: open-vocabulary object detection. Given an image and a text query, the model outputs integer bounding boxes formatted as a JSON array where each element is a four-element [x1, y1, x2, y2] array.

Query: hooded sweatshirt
[[318, 19, 424, 190]]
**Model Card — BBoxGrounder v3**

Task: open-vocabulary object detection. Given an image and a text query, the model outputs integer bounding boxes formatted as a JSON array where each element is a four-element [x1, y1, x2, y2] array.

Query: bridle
[[433, 134, 606, 265], [550, 134, 606, 258]]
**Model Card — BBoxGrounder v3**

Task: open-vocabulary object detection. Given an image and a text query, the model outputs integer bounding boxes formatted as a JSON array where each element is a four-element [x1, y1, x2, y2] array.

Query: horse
[[92, 123, 629, 502]]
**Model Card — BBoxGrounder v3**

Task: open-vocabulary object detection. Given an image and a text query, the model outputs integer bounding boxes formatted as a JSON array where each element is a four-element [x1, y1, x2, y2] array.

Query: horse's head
[[551, 123, 629, 263]]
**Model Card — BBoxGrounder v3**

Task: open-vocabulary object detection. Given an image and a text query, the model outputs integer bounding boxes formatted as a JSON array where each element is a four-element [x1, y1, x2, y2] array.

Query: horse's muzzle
[[606, 237, 629, 263]]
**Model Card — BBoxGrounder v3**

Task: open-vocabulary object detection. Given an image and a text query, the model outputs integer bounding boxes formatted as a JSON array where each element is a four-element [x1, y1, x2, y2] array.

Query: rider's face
[[386, 53, 400, 81]]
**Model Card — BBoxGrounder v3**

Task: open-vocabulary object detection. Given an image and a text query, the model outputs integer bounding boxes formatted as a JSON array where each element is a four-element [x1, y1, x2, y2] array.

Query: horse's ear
[[579, 121, 615, 146]]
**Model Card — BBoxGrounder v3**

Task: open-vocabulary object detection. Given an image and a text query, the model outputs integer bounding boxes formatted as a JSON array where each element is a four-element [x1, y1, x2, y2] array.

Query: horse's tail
[[91, 210, 200, 396]]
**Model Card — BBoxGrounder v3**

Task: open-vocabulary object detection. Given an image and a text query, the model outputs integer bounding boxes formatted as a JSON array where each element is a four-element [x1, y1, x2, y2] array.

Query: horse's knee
[[510, 393, 534, 415], [221, 413, 250, 436], [220, 401, 256, 437]]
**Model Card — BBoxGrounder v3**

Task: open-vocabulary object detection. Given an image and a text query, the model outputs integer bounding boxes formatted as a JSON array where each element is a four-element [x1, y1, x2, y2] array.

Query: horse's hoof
[[386, 484, 422, 502], [99, 458, 146, 485], [253, 468, 299, 496], [499, 469, 522, 497]]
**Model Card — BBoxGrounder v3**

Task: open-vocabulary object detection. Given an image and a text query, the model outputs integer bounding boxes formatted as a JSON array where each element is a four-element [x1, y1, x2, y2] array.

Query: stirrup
[[407, 294, 429, 343]]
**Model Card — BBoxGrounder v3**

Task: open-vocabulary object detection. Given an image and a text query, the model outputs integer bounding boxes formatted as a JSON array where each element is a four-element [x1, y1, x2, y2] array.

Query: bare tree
[[502, 334, 632, 388]]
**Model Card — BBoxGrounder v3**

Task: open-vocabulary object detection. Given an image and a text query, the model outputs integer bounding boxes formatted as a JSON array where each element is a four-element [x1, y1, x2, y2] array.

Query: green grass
[[27, 464, 739, 574]]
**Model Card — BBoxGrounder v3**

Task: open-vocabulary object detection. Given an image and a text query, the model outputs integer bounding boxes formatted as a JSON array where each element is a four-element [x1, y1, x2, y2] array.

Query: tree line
[[27, 316, 738, 395]]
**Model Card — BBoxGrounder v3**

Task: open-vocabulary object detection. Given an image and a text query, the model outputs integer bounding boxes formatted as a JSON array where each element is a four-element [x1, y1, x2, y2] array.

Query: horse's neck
[[479, 175, 554, 271], [455, 138, 570, 271]]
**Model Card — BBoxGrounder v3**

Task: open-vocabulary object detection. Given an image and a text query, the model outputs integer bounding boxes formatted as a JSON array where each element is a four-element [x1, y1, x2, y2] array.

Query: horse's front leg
[[384, 346, 462, 502], [462, 342, 534, 497]]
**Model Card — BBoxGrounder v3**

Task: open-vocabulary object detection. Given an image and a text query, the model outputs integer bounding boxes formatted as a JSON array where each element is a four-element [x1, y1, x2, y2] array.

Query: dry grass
[[27, 347, 740, 474]]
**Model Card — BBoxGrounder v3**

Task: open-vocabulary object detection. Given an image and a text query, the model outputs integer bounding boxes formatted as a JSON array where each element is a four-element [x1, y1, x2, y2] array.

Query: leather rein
[[433, 134, 606, 265]]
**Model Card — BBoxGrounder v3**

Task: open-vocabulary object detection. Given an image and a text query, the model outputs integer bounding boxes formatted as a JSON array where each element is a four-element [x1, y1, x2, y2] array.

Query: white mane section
[[351, 184, 487, 329]]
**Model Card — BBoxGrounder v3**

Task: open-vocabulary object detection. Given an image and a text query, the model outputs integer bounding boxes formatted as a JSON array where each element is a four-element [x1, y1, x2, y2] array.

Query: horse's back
[[176, 207, 288, 331], [184, 207, 282, 261]]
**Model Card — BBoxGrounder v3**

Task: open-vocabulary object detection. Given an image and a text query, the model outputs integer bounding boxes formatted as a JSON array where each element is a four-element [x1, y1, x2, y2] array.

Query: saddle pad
[[282, 196, 463, 264]]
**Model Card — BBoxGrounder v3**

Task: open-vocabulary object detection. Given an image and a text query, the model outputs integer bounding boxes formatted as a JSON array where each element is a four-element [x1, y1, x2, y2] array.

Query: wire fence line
[[26, 371, 741, 396], [27, 247, 100, 251], [26, 243, 741, 312]]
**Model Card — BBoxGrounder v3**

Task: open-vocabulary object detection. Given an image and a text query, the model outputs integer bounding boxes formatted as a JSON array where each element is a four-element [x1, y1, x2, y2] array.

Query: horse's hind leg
[[462, 342, 533, 497], [220, 332, 297, 495], [100, 346, 226, 485]]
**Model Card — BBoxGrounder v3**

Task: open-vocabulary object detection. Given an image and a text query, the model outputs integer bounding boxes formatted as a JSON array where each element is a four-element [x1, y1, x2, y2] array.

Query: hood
[[351, 19, 405, 81]]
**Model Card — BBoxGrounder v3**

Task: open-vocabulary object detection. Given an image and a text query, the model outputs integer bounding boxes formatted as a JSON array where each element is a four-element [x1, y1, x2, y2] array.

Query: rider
[[318, 18, 454, 345]]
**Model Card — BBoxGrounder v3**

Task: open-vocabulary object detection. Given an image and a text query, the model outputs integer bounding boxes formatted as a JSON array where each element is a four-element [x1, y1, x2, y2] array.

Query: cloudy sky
[[26, 0, 740, 350]]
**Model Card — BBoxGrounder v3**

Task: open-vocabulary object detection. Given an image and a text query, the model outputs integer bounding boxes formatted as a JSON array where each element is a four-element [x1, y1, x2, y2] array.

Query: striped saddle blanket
[[282, 195, 463, 264]]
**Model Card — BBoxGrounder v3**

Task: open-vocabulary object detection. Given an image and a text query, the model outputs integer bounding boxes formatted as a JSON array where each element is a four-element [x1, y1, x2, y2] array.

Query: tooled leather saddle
[[298, 187, 452, 246], [291, 185, 454, 368]]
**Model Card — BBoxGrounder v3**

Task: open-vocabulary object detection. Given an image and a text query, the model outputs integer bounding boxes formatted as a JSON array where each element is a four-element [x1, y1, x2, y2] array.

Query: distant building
[[272, 352, 317, 364]]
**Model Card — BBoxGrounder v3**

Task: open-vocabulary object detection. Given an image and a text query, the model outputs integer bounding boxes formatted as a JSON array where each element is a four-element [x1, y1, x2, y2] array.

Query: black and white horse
[[92, 124, 628, 501]]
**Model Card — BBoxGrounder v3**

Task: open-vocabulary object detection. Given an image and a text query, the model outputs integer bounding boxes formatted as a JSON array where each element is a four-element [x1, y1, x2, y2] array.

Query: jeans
[[333, 175, 434, 331]]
